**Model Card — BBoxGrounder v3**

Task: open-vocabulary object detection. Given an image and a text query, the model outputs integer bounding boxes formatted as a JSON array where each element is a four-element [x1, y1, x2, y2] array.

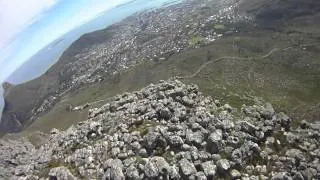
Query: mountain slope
[[1, 79, 319, 179], [1, 0, 320, 134], [0, 0, 239, 132]]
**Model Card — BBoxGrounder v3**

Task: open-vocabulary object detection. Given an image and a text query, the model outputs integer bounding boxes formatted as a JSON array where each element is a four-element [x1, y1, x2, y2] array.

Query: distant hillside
[[0, 0, 232, 132], [0, 27, 118, 132], [240, 0, 320, 30], [1, 0, 320, 133]]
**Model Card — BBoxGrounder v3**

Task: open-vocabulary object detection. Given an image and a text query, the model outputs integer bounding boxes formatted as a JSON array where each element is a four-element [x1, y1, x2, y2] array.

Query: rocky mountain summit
[[1, 79, 319, 179]]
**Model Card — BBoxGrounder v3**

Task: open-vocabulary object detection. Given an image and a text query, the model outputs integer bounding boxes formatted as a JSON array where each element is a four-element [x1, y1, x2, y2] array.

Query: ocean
[[0, 0, 182, 121]]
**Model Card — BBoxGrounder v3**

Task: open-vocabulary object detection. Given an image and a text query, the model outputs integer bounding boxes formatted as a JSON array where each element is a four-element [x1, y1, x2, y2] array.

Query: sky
[[0, 0, 132, 83]]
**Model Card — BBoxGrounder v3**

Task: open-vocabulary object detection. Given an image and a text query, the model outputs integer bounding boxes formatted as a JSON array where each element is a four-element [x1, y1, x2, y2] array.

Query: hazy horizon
[[0, 0, 137, 84], [0, 0, 181, 123]]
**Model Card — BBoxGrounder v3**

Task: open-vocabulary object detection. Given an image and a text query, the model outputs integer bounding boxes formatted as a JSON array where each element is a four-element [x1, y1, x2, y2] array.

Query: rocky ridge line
[[1, 79, 319, 179]]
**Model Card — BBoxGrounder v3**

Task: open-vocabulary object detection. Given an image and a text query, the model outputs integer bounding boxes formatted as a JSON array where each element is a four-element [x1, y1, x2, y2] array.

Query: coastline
[[0, 0, 183, 129]]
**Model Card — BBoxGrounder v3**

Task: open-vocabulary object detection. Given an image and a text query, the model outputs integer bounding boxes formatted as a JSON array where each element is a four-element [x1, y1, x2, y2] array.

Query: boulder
[[144, 157, 170, 178], [207, 129, 223, 153], [168, 135, 184, 147], [271, 172, 292, 180], [230, 169, 241, 179], [104, 159, 125, 180], [49, 166, 76, 180], [125, 165, 139, 180], [216, 159, 230, 174], [181, 96, 195, 107], [144, 131, 167, 151], [195, 171, 207, 180], [277, 112, 291, 130], [186, 130, 204, 147], [179, 158, 197, 177], [258, 103, 275, 119], [285, 149, 305, 161], [201, 161, 216, 177]]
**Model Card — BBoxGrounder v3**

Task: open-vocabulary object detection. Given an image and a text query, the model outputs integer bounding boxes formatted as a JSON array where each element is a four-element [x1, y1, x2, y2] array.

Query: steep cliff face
[[0, 74, 59, 132]]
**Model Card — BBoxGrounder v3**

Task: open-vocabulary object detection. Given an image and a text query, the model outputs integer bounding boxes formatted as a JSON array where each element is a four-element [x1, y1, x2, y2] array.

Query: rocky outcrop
[[1, 79, 319, 179]]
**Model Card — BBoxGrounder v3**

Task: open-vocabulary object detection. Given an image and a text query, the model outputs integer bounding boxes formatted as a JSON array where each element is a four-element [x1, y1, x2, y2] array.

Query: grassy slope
[[7, 30, 318, 143], [3, 0, 320, 142]]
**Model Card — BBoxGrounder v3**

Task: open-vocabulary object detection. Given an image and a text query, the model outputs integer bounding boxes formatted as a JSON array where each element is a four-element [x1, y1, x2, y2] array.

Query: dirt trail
[[184, 42, 320, 79], [183, 47, 281, 79], [80, 43, 320, 107]]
